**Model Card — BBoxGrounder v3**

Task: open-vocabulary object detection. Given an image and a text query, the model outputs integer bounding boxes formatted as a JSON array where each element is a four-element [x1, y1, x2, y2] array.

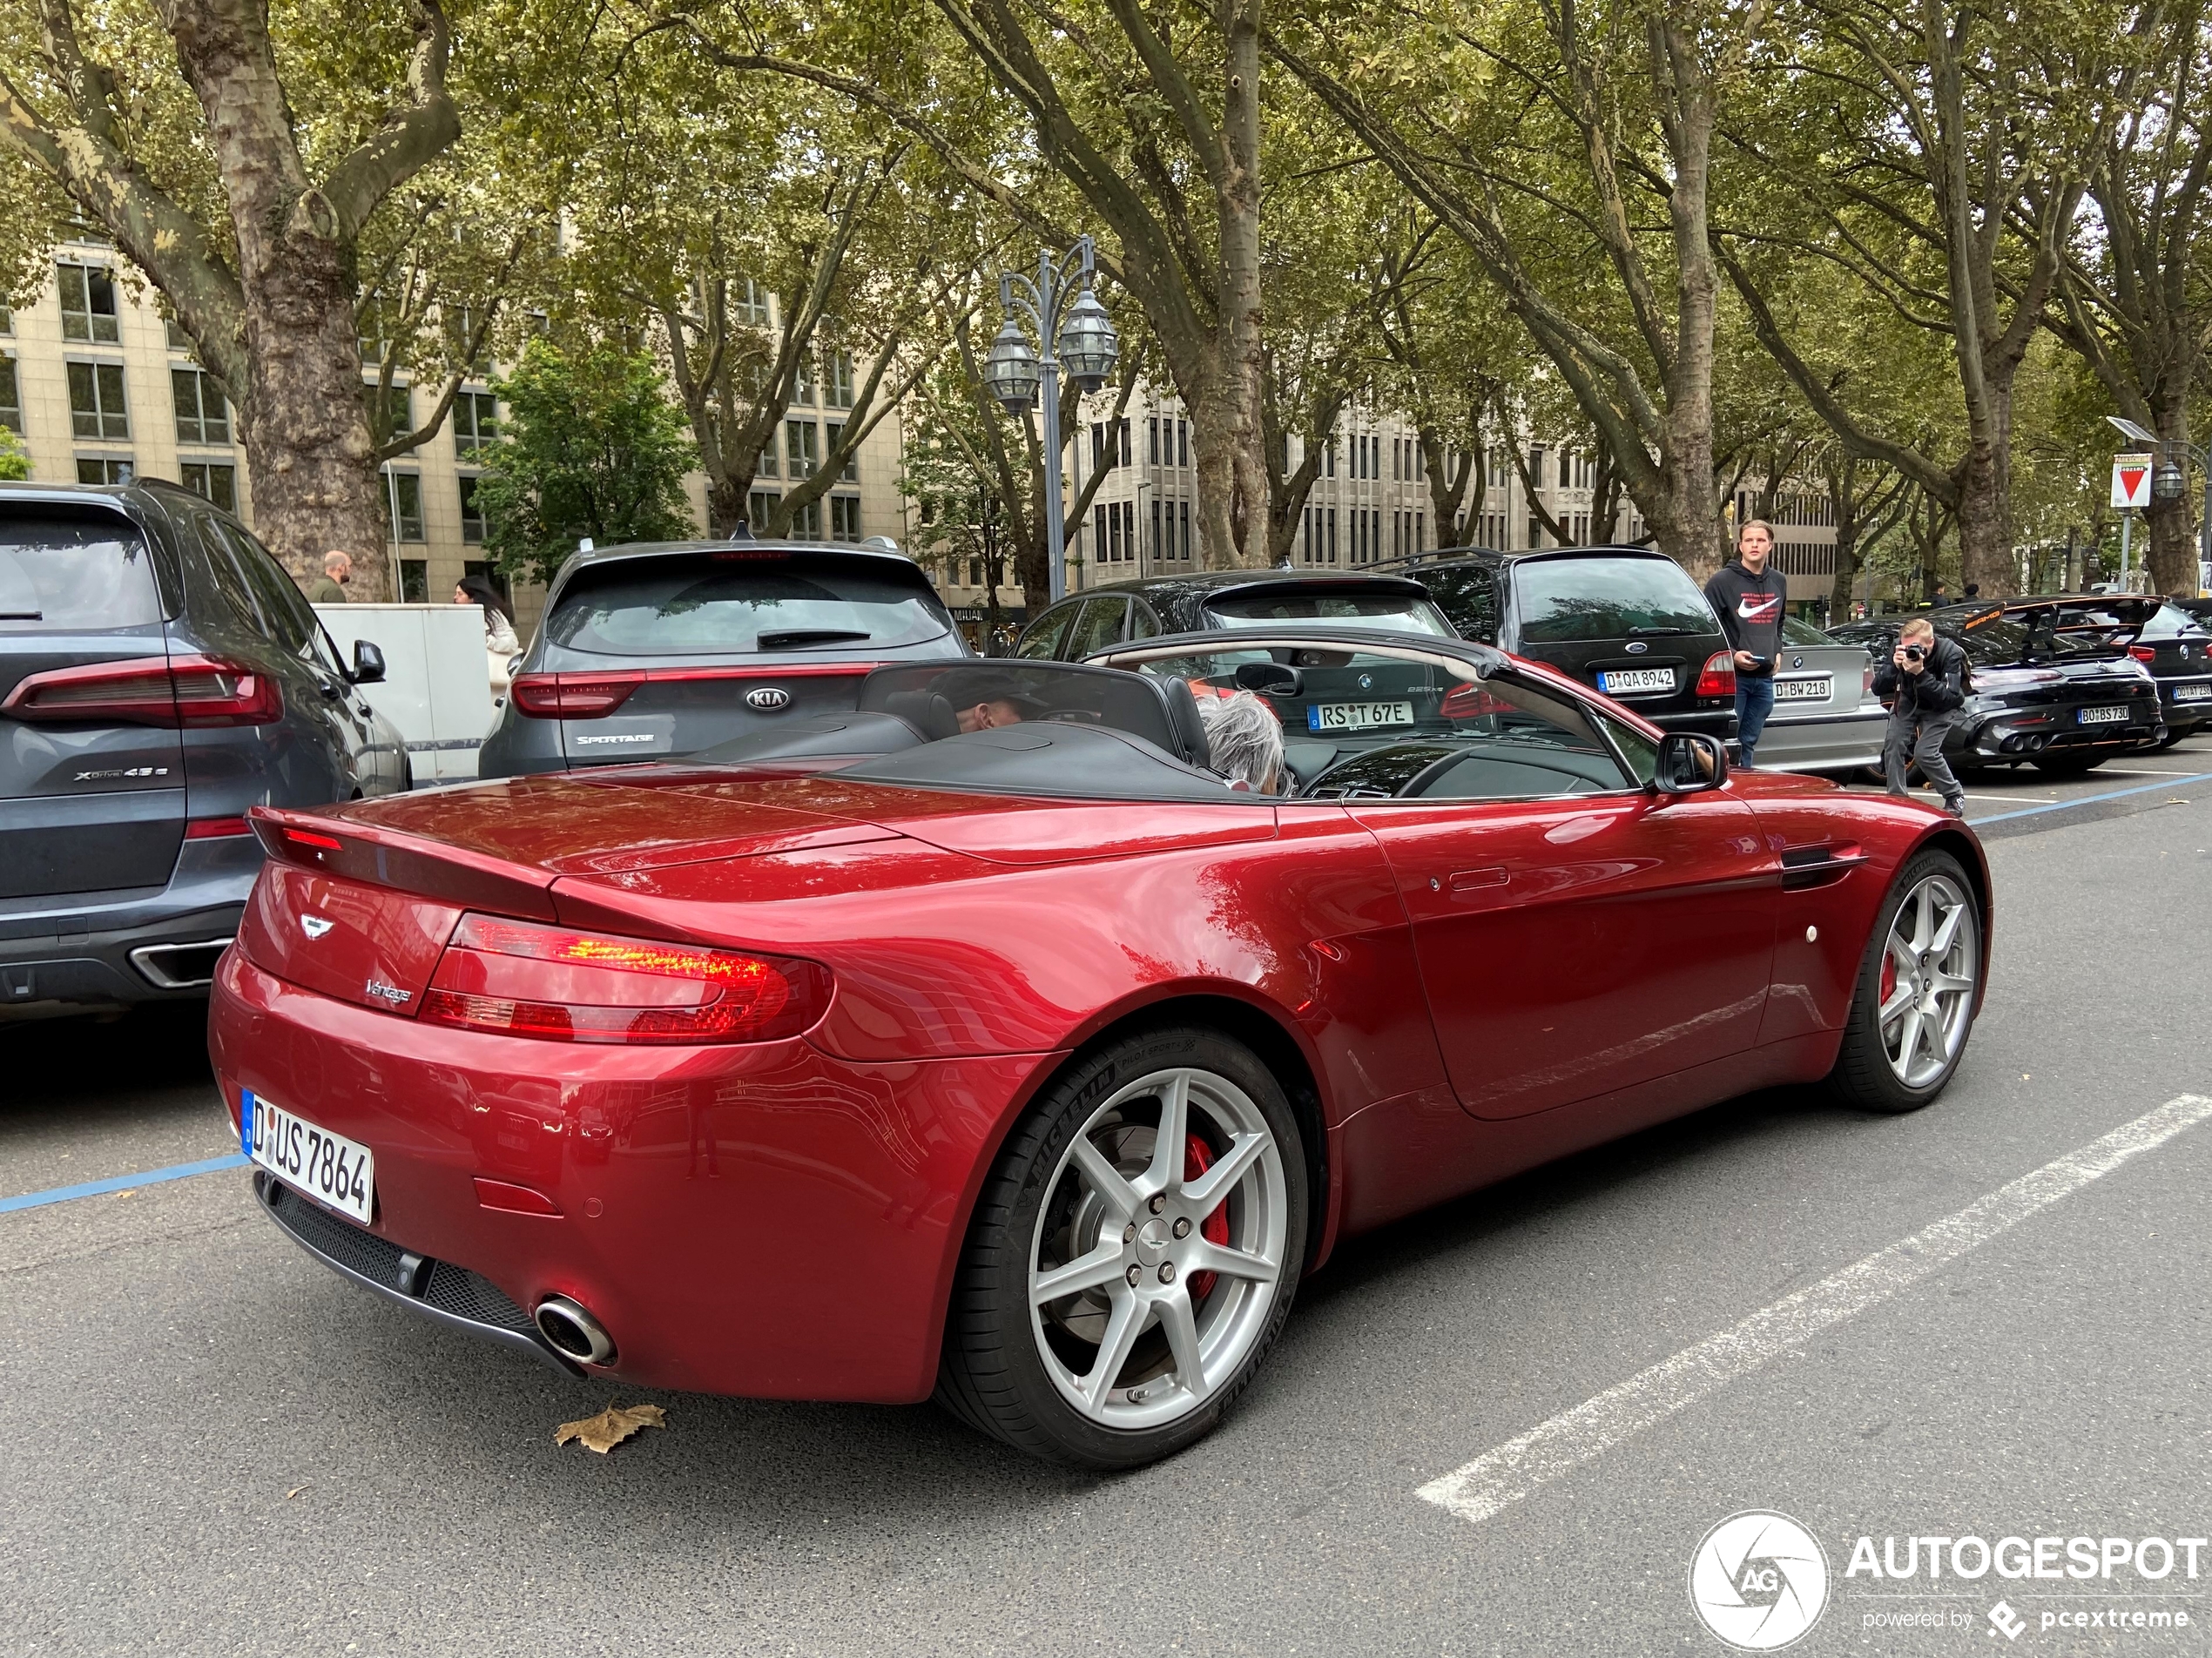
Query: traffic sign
[[2113, 453, 2155, 509]]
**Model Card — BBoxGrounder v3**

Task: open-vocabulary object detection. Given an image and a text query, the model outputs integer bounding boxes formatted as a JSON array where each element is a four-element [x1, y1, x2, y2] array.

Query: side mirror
[[1234, 660, 1303, 697], [349, 639, 386, 684], [1654, 731, 1727, 793]]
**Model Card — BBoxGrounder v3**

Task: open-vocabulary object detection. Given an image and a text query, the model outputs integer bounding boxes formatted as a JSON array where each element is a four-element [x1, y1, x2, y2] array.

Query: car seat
[[1157, 677, 1212, 768], [882, 690, 961, 740]]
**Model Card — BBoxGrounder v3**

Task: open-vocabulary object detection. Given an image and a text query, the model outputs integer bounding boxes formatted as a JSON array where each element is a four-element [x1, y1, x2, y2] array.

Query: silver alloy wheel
[[1028, 1066, 1289, 1431], [1878, 871, 1979, 1089]]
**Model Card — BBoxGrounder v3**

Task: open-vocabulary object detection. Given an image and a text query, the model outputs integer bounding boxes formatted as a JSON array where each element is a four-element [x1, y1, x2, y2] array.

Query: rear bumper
[[1752, 706, 1889, 773], [209, 947, 1049, 1403], [2158, 681, 2212, 731], [1642, 706, 1738, 740], [1955, 705, 2165, 759], [0, 833, 260, 1012]]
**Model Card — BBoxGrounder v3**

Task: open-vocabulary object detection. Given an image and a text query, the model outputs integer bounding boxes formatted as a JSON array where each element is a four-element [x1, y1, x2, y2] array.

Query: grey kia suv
[[1, 482, 406, 1018]]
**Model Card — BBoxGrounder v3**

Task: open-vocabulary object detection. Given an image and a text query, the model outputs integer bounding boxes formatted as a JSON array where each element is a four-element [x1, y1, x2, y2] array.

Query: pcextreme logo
[[1689, 1511, 1831, 1651]]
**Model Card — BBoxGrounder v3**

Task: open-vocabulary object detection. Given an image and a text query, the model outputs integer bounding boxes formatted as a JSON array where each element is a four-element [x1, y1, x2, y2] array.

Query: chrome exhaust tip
[[534, 1295, 617, 1365]]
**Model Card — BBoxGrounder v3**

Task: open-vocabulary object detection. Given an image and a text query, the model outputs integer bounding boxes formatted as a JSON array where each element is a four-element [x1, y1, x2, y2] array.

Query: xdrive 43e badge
[[300, 916, 334, 940], [1689, 1511, 1830, 1650], [745, 685, 792, 711]]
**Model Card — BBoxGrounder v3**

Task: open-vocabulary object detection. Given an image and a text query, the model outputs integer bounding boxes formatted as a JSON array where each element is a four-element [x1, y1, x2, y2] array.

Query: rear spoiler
[[249, 805, 559, 920]]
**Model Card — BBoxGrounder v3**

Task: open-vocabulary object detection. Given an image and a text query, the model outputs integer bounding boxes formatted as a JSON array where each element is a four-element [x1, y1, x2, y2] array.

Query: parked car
[[1012, 570, 1454, 662], [212, 623, 1987, 1470], [1844, 602, 2165, 776], [1393, 548, 1738, 749], [477, 537, 968, 778], [0, 481, 405, 1017], [2037, 596, 2211, 745], [1750, 615, 1890, 774]]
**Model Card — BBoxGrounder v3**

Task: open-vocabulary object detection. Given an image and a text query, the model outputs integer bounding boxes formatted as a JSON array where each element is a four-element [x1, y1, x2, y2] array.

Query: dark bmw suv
[[479, 537, 968, 777], [1, 482, 406, 1018], [1401, 548, 1737, 743], [1017, 570, 1455, 660]]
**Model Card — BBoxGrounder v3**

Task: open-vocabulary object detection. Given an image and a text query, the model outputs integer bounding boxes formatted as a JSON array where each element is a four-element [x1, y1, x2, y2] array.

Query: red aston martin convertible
[[208, 627, 1990, 1468]]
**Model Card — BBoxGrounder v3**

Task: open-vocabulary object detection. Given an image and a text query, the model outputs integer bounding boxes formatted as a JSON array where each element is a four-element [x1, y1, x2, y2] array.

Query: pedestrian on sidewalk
[[306, 550, 351, 603], [1703, 519, 1785, 767], [1871, 617, 1968, 816]]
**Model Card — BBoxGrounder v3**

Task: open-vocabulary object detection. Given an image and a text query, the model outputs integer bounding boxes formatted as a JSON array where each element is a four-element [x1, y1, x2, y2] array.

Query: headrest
[[1158, 677, 1211, 768]]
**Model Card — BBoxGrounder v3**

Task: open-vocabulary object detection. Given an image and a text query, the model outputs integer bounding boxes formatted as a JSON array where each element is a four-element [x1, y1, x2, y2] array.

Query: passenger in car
[[1199, 691, 1286, 794], [936, 668, 1049, 733]]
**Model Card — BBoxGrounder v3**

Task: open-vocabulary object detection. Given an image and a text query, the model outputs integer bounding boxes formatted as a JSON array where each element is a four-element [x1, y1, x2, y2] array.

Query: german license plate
[[1308, 700, 1414, 733], [2176, 684, 2211, 702], [243, 1090, 374, 1224], [2077, 705, 2129, 725], [1775, 676, 1833, 702], [1598, 668, 1676, 694]]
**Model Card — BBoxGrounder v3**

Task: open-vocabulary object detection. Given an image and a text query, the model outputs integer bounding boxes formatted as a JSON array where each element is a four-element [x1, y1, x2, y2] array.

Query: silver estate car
[[1751, 614, 1889, 774]]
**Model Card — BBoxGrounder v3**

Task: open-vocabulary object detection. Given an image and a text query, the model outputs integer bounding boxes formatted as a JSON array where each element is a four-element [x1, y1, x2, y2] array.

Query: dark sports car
[[1837, 603, 2164, 776], [208, 627, 1990, 1469]]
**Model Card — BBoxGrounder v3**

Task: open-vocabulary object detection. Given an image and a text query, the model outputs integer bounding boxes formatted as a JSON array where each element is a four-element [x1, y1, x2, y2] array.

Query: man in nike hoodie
[[1703, 520, 1786, 767]]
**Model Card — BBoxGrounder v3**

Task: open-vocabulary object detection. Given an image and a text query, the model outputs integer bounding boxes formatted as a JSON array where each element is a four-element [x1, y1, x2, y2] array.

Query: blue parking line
[[1973, 771, 2212, 825], [0, 1152, 249, 1215]]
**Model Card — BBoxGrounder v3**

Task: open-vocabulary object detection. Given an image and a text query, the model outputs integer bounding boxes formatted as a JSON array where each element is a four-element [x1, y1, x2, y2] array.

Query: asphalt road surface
[[5, 739, 2210, 1657]]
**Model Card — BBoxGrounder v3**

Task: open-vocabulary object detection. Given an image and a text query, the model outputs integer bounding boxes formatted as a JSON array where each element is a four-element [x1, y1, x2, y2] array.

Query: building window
[[76, 456, 135, 485], [0, 357, 20, 432], [179, 462, 237, 513], [67, 361, 129, 439], [172, 368, 230, 446], [830, 495, 861, 540], [57, 263, 120, 343], [453, 389, 497, 459], [1179, 500, 1190, 560], [459, 475, 486, 543], [786, 418, 818, 477], [789, 497, 822, 540], [1325, 439, 1336, 479], [826, 350, 854, 409], [367, 381, 414, 448], [1149, 418, 1161, 466], [756, 441, 777, 479], [0, 302, 12, 334], [1177, 421, 1190, 468], [968, 557, 983, 589], [399, 559, 428, 603], [735, 279, 772, 327], [384, 470, 426, 542], [1327, 509, 1338, 563], [1150, 498, 1163, 562], [748, 489, 779, 529], [826, 421, 858, 481], [1092, 422, 1111, 470], [794, 354, 817, 406], [1119, 419, 1132, 467]]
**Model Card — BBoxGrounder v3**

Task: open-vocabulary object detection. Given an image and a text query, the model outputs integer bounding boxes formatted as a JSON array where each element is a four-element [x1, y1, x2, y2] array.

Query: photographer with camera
[[1872, 617, 1968, 816], [1703, 520, 1786, 766]]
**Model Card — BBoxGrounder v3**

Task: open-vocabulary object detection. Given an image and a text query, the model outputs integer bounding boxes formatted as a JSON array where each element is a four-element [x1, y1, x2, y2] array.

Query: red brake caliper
[[1879, 950, 1898, 1006], [1183, 1135, 1232, 1299]]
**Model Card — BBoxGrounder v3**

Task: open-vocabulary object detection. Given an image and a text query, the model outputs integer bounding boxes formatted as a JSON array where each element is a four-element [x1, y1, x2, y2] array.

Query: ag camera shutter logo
[[1689, 1511, 1830, 1650]]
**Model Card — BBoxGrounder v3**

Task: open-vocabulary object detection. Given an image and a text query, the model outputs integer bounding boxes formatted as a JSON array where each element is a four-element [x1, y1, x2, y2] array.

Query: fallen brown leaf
[[555, 1402, 666, 1454]]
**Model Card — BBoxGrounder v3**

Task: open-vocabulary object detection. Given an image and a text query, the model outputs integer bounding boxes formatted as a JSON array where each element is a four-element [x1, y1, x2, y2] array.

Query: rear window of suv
[[0, 511, 163, 630], [546, 550, 958, 657], [1513, 556, 1716, 644], [1201, 589, 1452, 635]]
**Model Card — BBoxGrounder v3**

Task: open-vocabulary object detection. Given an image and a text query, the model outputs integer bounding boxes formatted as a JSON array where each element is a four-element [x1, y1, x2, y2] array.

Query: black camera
[[1904, 643, 1927, 662]]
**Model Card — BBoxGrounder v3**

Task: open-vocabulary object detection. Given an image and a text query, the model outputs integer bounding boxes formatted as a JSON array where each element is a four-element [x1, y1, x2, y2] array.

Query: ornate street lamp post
[[985, 235, 1120, 602], [2109, 414, 2211, 593]]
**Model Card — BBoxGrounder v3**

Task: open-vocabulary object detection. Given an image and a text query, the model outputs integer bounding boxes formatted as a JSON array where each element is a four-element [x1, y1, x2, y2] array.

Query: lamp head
[[1057, 287, 1119, 394], [2154, 459, 2188, 502], [983, 315, 1041, 414]]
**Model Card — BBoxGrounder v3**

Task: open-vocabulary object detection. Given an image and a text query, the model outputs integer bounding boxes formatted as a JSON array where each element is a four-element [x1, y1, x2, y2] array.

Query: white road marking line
[[1415, 1091, 2212, 1527]]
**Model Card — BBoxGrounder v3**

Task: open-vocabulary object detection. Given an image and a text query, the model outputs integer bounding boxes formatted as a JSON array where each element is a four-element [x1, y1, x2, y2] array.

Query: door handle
[[1449, 866, 1508, 892]]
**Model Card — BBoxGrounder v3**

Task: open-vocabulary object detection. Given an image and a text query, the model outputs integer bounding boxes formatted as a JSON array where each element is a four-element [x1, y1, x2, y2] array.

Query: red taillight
[[419, 913, 831, 1045], [1441, 683, 1515, 719], [2128, 644, 2156, 664], [509, 673, 644, 718], [1696, 651, 1737, 698], [284, 827, 343, 852], [185, 816, 253, 839], [0, 653, 279, 726]]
